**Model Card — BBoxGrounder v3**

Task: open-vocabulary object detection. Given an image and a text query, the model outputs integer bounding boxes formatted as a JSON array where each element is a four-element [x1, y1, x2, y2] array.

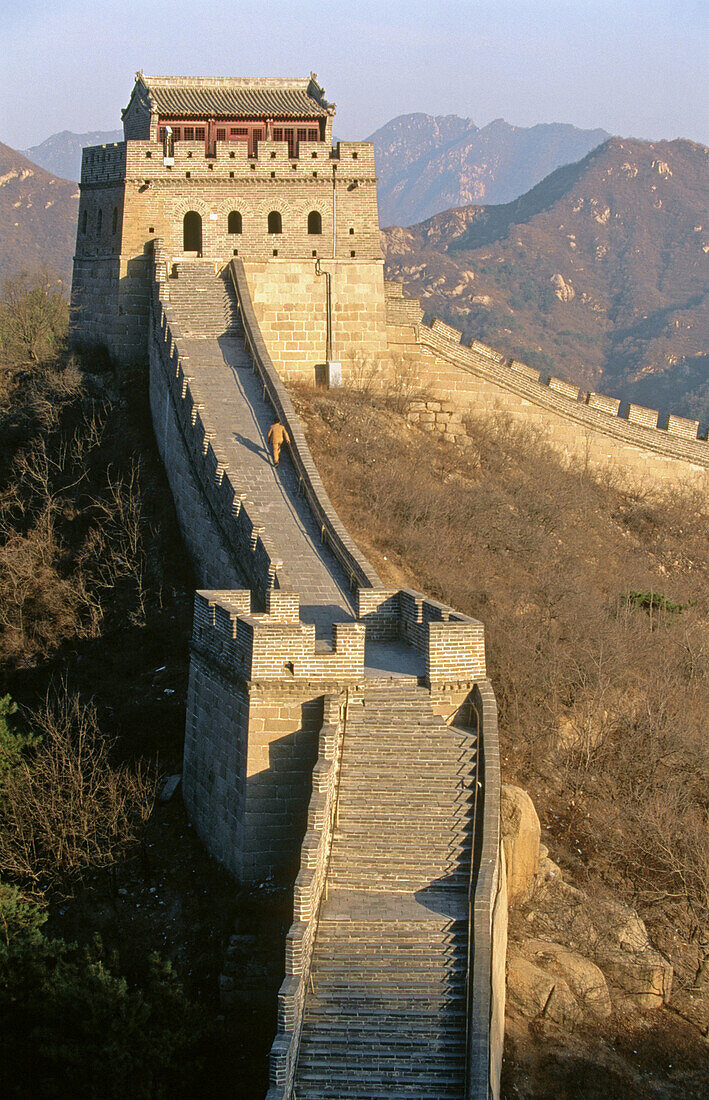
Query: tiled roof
[[138, 74, 333, 118]]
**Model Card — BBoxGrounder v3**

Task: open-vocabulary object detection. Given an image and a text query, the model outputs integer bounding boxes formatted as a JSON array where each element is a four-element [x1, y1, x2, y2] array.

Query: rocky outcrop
[[532, 854, 673, 1010], [506, 797, 674, 1025], [501, 784, 540, 906], [550, 273, 575, 301]]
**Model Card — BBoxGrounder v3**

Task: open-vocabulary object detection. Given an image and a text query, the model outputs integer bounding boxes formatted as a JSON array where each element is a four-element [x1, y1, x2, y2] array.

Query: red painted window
[[195, 127, 205, 141], [216, 128, 226, 141], [184, 126, 194, 140]]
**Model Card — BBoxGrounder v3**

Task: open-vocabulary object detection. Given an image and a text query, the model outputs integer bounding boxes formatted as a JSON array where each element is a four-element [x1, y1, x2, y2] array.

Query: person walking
[[267, 417, 290, 466]]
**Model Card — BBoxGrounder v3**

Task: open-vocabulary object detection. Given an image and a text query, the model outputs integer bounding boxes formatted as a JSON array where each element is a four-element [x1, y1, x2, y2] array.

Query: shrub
[[0, 688, 154, 895], [0, 270, 68, 364]]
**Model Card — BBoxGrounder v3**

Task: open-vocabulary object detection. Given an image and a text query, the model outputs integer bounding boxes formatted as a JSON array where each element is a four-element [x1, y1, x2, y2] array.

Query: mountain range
[[2, 119, 706, 419], [383, 137, 709, 421], [367, 114, 610, 226], [22, 130, 123, 184], [0, 142, 78, 287]]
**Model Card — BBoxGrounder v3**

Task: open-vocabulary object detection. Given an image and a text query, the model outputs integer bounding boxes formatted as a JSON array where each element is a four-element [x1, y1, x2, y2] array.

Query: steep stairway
[[293, 684, 477, 1099], [166, 261, 243, 336]]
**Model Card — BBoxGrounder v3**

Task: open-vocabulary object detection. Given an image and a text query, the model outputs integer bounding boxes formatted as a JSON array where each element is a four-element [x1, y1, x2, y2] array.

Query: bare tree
[[0, 269, 68, 363]]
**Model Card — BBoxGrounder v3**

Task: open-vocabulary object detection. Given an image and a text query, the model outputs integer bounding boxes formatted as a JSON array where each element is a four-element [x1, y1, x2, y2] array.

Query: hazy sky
[[3, 0, 708, 149]]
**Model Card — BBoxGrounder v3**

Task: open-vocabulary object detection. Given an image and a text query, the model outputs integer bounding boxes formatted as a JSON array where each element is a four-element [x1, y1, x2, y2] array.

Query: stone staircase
[[166, 261, 243, 337], [292, 684, 477, 1099]]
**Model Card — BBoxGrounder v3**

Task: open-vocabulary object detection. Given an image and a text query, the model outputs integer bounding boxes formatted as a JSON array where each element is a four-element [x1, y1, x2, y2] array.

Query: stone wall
[[148, 271, 284, 597], [385, 284, 709, 489], [243, 257, 388, 383], [466, 681, 507, 1100], [268, 695, 345, 1095], [72, 136, 383, 368]]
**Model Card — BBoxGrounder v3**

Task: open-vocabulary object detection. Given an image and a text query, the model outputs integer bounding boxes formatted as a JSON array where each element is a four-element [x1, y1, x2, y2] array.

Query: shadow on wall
[[242, 697, 323, 882]]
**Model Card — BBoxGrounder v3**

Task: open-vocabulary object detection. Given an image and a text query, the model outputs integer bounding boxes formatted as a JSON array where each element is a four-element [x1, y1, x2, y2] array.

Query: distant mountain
[[368, 114, 610, 227], [383, 137, 709, 421], [22, 130, 122, 183], [0, 143, 79, 286]]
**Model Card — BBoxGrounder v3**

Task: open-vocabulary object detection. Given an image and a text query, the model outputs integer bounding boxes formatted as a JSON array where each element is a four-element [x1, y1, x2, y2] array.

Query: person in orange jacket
[[267, 418, 290, 466]]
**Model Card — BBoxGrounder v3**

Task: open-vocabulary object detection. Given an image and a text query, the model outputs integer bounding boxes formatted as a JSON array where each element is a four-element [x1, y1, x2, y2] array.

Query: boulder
[[501, 784, 540, 906], [507, 953, 582, 1027], [521, 939, 611, 1017], [531, 865, 673, 1010]]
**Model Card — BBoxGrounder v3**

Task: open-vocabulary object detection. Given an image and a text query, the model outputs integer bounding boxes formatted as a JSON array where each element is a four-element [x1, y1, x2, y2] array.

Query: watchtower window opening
[[268, 211, 282, 235], [228, 211, 242, 235], [112, 207, 118, 234], [96, 209, 103, 234], [81, 209, 87, 234], [308, 211, 322, 235], [183, 211, 203, 254]]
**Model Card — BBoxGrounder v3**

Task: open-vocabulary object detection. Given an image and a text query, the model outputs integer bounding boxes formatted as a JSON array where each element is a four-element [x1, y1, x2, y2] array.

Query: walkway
[[168, 265, 355, 640]]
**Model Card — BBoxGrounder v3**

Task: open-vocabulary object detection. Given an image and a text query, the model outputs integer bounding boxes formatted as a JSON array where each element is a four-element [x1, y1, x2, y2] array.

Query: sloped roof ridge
[[139, 73, 316, 89]]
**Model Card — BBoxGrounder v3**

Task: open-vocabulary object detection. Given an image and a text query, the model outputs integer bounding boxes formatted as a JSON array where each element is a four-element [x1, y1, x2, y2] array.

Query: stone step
[[297, 1047, 465, 1069], [301, 1000, 467, 1023], [295, 1014, 466, 1040], [311, 961, 467, 981]]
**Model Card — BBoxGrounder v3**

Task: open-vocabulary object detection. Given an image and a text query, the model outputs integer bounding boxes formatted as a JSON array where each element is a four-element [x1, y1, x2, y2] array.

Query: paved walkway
[[181, 335, 355, 639]]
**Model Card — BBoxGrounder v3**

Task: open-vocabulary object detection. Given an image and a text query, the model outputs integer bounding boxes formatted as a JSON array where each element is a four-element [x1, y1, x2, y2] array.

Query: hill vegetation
[[0, 280, 274, 1098], [289, 380, 708, 1096], [0, 143, 78, 287], [368, 113, 609, 226], [384, 136, 709, 422]]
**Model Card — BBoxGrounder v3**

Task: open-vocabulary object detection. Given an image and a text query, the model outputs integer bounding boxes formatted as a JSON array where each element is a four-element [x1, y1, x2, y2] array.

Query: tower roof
[[126, 72, 335, 119]]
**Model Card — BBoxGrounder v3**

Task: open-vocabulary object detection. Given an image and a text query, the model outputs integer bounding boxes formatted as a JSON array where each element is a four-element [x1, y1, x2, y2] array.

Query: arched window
[[112, 207, 118, 234], [267, 210, 282, 235], [228, 211, 242, 235], [81, 209, 87, 234], [96, 208, 103, 234], [183, 211, 203, 254], [307, 210, 322, 235]]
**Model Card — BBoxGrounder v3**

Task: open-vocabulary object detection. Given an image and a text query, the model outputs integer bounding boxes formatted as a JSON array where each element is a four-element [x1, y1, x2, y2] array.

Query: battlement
[[191, 586, 487, 687], [385, 283, 709, 475], [193, 589, 366, 682], [358, 587, 487, 684], [80, 139, 374, 186]]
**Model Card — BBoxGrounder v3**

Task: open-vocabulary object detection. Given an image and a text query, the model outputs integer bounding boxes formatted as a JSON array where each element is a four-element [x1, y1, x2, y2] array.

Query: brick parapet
[[229, 258, 383, 592], [192, 590, 366, 683], [79, 137, 375, 186], [150, 264, 287, 598], [466, 681, 506, 1100], [357, 587, 487, 683], [413, 315, 709, 464], [267, 693, 345, 1097]]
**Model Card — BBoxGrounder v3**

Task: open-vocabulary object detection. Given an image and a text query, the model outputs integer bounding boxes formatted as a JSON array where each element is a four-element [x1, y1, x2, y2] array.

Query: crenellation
[[586, 391, 622, 415]]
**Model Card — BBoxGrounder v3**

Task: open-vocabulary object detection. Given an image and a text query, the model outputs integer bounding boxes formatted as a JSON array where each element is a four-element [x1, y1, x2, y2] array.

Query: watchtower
[[71, 73, 388, 375]]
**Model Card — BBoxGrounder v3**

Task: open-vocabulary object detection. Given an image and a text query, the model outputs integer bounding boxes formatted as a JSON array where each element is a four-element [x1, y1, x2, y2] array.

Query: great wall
[[71, 73, 709, 1100]]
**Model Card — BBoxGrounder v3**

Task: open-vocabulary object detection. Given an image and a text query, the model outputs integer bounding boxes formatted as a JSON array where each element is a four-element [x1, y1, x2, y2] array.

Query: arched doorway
[[183, 211, 202, 254]]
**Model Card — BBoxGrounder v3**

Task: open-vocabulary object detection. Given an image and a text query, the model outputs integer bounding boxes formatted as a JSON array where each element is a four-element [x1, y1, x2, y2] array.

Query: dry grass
[[290, 383, 709, 988]]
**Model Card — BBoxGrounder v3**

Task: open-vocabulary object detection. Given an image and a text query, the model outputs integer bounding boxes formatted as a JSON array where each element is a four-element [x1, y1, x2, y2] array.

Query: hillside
[[290, 382, 709, 1097], [368, 113, 609, 226], [22, 129, 123, 183], [384, 137, 709, 421], [0, 142, 78, 287]]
